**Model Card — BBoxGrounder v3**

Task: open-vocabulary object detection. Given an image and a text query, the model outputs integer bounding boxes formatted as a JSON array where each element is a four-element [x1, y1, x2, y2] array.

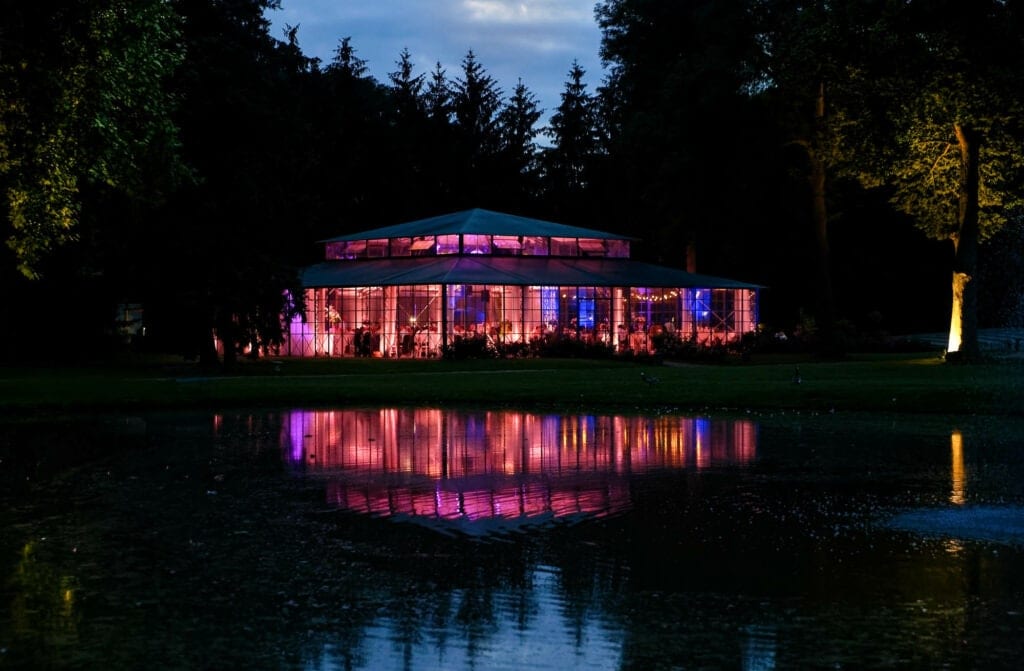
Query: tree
[[384, 49, 437, 220], [316, 36, 391, 230], [135, 0, 321, 365], [389, 48, 427, 124], [496, 79, 543, 208], [885, 0, 1024, 359], [595, 0, 773, 274], [542, 62, 600, 219], [451, 51, 503, 158], [327, 36, 368, 79], [413, 61, 463, 209], [425, 62, 452, 125], [0, 0, 184, 278], [759, 2, 838, 344], [746, 0, 902, 350], [450, 51, 504, 204]]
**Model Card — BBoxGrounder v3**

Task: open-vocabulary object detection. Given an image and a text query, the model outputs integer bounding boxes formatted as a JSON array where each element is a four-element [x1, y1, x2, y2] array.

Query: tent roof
[[301, 256, 761, 289], [320, 209, 635, 243]]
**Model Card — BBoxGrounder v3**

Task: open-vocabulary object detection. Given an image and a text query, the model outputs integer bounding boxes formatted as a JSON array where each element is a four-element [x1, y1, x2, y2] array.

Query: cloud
[[461, 0, 592, 25], [267, 0, 605, 120]]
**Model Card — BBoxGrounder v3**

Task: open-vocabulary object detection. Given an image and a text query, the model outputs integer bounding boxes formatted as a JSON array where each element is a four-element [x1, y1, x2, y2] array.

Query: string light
[[630, 289, 683, 302]]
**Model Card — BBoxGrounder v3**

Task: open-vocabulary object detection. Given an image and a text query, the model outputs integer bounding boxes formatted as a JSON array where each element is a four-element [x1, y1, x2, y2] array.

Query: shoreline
[[1, 353, 1021, 418]]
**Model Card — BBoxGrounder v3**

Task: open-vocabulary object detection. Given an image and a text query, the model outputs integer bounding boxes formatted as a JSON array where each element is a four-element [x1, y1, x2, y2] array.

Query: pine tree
[[327, 36, 368, 79], [385, 49, 433, 220], [543, 61, 600, 201], [450, 51, 504, 204], [425, 62, 451, 125], [497, 79, 543, 203], [452, 51, 503, 165], [389, 48, 426, 123]]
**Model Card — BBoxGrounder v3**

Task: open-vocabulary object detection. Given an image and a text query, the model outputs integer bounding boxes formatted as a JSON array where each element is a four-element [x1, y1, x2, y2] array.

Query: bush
[[495, 341, 532, 359], [441, 336, 498, 360], [655, 334, 731, 363]]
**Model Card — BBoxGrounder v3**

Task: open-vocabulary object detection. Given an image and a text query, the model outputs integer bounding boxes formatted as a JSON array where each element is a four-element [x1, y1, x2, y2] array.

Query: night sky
[[264, 0, 606, 123]]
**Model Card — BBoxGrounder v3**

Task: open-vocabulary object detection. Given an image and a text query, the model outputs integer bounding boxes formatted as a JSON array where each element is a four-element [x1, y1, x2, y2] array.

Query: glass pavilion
[[283, 209, 759, 358]]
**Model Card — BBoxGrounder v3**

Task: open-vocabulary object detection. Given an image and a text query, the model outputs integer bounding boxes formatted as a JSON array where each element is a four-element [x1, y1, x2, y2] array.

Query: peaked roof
[[320, 209, 635, 243]]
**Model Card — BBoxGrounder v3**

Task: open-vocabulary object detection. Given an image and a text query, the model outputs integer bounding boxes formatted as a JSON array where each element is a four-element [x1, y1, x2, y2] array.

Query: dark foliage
[[441, 336, 499, 360], [531, 336, 617, 360], [4, 0, 1022, 363]]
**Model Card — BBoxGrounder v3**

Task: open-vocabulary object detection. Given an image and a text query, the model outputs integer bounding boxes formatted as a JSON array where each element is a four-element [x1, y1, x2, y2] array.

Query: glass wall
[[283, 285, 757, 357]]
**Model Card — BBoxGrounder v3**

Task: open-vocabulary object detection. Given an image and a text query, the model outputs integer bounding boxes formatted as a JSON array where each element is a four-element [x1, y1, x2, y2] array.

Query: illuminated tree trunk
[[947, 123, 981, 359], [809, 80, 836, 351]]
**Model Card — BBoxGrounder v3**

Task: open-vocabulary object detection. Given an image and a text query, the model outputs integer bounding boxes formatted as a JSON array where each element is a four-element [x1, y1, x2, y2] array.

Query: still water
[[2, 408, 1024, 669]]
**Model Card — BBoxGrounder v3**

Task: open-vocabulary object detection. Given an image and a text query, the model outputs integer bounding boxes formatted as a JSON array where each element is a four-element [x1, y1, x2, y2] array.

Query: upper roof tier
[[320, 209, 635, 243], [320, 209, 636, 261], [304, 209, 761, 289]]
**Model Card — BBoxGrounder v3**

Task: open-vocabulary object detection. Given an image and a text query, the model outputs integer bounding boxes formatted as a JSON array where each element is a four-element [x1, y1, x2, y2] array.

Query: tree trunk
[[809, 80, 837, 353], [219, 318, 238, 370], [947, 123, 981, 360], [193, 312, 219, 367], [197, 335, 219, 368], [222, 339, 237, 369]]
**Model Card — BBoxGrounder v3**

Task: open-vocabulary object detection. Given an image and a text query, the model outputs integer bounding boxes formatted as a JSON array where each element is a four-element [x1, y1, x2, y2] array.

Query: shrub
[[441, 336, 498, 360], [532, 336, 616, 360]]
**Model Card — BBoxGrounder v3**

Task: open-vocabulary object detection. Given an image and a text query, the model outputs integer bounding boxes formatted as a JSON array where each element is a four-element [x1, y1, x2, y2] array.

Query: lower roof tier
[[301, 256, 761, 290]]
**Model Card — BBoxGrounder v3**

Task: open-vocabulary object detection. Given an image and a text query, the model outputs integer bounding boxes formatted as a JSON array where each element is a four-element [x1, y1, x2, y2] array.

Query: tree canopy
[[0, 0, 184, 278], [3, 0, 1022, 362], [881, 0, 1024, 356]]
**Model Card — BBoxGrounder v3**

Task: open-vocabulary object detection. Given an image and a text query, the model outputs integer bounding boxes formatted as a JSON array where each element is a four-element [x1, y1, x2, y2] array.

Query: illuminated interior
[[281, 209, 760, 357], [280, 408, 757, 523]]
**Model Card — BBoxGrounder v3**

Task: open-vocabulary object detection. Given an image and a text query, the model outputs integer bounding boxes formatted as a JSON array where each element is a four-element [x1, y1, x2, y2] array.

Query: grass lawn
[[0, 352, 1021, 417]]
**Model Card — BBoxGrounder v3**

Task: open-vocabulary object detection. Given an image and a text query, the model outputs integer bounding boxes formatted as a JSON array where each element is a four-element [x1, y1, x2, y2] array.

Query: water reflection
[[951, 429, 966, 505], [6, 412, 1024, 670], [742, 624, 777, 671], [281, 409, 757, 529], [8, 542, 80, 647]]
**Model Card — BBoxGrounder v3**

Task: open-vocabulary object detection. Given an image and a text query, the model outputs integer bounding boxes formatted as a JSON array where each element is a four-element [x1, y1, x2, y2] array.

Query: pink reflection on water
[[281, 409, 756, 525]]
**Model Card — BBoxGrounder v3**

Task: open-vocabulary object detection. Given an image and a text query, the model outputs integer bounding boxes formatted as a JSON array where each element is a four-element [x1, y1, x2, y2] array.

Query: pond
[[2, 408, 1023, 669]]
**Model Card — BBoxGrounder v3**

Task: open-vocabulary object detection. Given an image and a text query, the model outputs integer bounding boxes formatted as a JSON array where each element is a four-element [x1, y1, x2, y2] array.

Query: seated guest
[[400, 324, 414, 356]]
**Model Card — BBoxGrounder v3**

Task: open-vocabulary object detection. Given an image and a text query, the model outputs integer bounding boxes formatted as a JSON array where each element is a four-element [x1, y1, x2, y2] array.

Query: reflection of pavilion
[[282, 408, 756, 528]]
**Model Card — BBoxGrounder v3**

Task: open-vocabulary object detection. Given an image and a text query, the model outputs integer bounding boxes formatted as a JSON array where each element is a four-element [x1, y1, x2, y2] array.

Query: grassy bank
[[1, 352, 1021, 417]]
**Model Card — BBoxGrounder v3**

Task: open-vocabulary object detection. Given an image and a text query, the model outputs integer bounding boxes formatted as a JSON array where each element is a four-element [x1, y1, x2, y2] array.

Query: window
[[578, 287, 596, 328], [578, 239, 606, 256], [522, 236, 548, 256], [463, 234, 491, 255], [410, 236, 436, 255], [437, 234, 460, 255], [541, 287, 559, 325], [390, 237, 412, 257], [492, 235, 521, 255], [711, 289, 735, 330], [694, 289, 711, 325], [366, 239, 389, 258], [606, 240, 629, 258], [550, 237, 578, 256], [340, 240, 367, 259]]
